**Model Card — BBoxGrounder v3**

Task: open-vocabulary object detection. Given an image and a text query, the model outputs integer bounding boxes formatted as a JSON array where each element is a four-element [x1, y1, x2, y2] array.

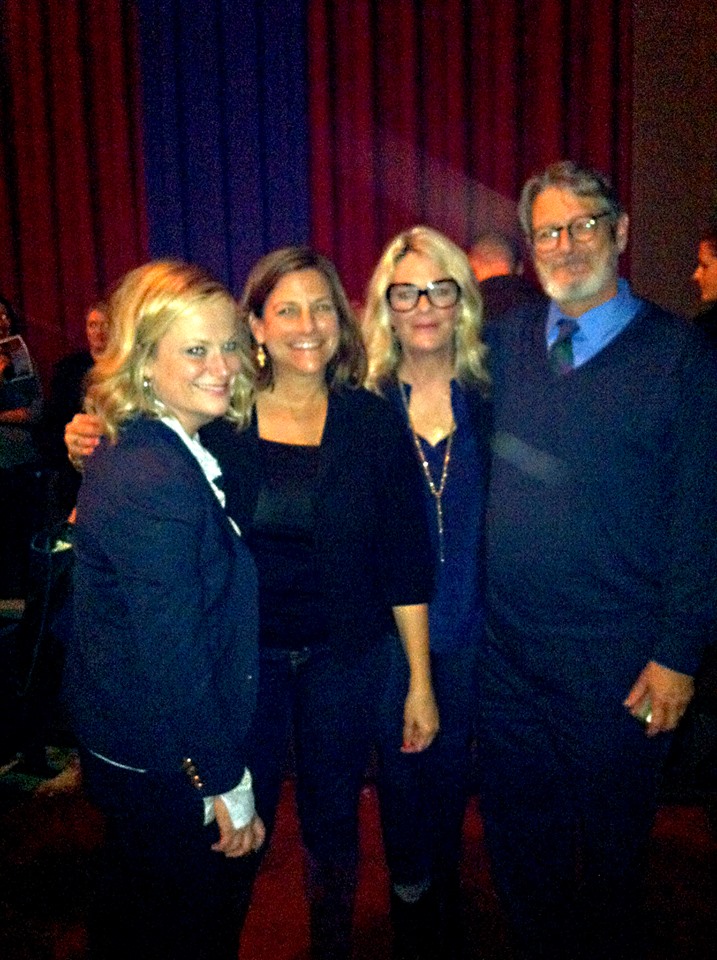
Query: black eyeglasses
[[386, 279, 461, 312], [532, 212, 612, 251]]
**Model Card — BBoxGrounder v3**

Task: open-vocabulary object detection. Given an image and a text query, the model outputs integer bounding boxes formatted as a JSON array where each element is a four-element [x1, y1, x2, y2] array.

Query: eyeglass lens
[[533, 212, 610, 250]]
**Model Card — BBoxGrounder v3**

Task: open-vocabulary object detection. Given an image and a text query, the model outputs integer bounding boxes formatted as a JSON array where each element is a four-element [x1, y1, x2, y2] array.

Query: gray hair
[[518, 161, 624, 237]]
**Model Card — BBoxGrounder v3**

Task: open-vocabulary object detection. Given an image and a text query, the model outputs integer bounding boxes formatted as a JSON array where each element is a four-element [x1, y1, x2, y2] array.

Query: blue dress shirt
[[546, 278, 642, 367]]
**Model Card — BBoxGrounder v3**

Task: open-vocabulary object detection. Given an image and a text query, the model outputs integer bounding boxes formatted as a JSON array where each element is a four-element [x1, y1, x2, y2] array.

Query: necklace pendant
[[436, 499, 445, 563]]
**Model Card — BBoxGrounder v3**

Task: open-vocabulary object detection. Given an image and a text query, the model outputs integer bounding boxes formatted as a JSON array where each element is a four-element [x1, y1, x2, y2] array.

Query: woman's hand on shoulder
[[65, 412, 103, 466]]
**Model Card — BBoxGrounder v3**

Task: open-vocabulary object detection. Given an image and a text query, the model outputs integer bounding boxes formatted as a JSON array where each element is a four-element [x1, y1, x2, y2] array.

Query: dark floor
[[1, 758, 716, 960]]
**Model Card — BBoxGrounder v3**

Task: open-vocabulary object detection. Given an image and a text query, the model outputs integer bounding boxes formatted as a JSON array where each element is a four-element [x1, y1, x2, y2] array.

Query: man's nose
[[555, 226, 577, 252]]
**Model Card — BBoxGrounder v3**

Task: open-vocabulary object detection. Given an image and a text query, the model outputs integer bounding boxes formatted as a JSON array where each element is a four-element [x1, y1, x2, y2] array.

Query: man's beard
[[536, 248, 618, 308]]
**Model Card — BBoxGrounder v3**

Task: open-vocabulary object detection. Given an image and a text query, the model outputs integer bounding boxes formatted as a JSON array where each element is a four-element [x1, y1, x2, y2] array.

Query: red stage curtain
[[307, 0, 632, 300], [0, 0, 148, 384]]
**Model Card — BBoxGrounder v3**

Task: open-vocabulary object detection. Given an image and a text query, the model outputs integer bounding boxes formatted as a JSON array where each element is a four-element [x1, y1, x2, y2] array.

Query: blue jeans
[[246, 639, 391, 958], [376, 637, 479, 888]]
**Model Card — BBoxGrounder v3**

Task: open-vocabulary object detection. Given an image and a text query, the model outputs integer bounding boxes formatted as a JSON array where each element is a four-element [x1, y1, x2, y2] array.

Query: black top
[[486, 297, 717, 704], [201, 386, 434, 659], [250, 439, 326, 647]]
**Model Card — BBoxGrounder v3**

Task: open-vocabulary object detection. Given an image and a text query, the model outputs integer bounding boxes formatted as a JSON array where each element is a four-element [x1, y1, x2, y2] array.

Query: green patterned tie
[[549, 318, 579, 374]]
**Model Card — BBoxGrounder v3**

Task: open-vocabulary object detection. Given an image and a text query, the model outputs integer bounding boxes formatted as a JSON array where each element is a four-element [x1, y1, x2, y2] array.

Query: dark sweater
[[486, 298, 717, 703], [201, 386, 434, 659]]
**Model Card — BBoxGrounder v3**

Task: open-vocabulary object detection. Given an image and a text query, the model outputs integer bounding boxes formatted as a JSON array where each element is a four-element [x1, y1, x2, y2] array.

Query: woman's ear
[[248, 312, 264, 344]]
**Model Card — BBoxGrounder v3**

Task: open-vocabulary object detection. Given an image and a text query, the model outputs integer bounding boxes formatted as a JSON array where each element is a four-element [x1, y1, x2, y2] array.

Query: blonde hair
[[85, 260, 253, 440], [363, 225, 489, 393]]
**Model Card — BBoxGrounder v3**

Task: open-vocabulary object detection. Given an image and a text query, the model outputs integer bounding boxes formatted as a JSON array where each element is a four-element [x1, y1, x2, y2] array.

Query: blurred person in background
[[0, 294, 43, 597], [692, 225, 717, 341], [44, 301, 110, 517]]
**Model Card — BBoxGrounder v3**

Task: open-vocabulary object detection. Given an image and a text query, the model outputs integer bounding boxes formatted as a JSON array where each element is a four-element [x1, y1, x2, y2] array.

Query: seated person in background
[[44, 301, 109, 515], [693, 225, 717, 341], [467, 230, 546, 322], [0, 294, 42, 436], [0, 295, 43, 596]]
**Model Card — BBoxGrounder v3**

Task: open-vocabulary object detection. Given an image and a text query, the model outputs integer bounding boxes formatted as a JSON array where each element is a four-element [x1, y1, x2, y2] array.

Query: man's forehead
[[531, 186, 600, 224]]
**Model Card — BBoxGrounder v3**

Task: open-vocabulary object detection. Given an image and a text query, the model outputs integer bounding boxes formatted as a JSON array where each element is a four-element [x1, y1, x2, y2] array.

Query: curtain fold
[[307, 0, 632, 300], [136, 0, 311, 294], [0, 0, 147, 382]]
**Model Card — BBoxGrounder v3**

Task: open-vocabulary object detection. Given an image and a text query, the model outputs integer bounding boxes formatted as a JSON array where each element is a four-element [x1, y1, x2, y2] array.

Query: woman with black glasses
[[363, 226, 491, 960]]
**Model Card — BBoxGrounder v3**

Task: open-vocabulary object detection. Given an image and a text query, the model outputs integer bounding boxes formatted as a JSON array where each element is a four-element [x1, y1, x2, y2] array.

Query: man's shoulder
[[631, 297, 708, 352]]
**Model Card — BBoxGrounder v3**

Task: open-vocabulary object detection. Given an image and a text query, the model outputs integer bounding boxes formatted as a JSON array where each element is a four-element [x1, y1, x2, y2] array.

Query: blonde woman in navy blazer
[[65, 262, 262, 960], [65, 248, 436, 960]]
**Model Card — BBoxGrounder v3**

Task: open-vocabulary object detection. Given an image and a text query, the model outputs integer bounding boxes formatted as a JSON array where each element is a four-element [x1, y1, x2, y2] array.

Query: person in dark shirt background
[[44, 301, 109, 516], [467, 230, 546, 323]]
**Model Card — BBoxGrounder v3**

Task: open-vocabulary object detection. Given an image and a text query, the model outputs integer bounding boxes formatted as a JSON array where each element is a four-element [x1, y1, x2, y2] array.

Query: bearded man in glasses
[[477, 160, 717, 960]]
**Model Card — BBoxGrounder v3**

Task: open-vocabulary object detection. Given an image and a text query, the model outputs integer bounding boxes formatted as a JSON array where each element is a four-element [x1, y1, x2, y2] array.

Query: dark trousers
[[376, 639, 478, 888], [245, 640, 390, 959], [80, 748, 254, 960], [475, 635, 671, 960]]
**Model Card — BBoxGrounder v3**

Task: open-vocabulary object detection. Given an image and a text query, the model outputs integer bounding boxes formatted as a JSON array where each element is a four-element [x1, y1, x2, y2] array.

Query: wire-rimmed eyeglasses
[[532, 212, 612, 252]]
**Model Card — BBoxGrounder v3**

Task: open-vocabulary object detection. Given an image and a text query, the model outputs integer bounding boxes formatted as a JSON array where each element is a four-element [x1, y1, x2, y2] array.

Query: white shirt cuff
[[203, 767, 255, 829]]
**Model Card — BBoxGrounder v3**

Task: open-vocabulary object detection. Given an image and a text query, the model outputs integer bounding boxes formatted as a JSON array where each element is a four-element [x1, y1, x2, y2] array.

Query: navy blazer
[[66, 417, 259, 797], [201, 386, 434, 658]]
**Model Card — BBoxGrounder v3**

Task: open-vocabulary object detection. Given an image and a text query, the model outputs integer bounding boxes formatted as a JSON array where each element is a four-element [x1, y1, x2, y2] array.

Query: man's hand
[[211, 799, 265, 858], [624, 660, 694, 737]]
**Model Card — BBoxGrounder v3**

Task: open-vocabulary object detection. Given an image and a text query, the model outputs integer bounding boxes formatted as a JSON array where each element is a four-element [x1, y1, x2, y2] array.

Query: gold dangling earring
[[256, 344, 266, 369]]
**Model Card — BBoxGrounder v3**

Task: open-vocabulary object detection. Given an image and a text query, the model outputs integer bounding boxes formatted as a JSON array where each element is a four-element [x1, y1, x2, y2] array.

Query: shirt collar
[[160, 416, 224, 489], [546, 279, 641, 363]]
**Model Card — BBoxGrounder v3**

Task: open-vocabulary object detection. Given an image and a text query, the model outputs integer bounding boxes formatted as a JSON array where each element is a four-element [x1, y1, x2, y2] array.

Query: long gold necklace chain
[[399, 382, 454, 563]]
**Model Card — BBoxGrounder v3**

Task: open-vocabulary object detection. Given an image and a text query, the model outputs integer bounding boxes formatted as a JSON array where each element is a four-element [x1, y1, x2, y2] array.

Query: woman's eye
[[313, 301, 335, 314], [186, 346, 206, 357], [277, 305, 299, 318], [222, 340, 239, 353]]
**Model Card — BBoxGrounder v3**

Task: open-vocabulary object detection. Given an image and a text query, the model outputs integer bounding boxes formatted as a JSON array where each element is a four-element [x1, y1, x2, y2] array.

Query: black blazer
[[202, 387, 434, 658], [67, 417, 259, 797]]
